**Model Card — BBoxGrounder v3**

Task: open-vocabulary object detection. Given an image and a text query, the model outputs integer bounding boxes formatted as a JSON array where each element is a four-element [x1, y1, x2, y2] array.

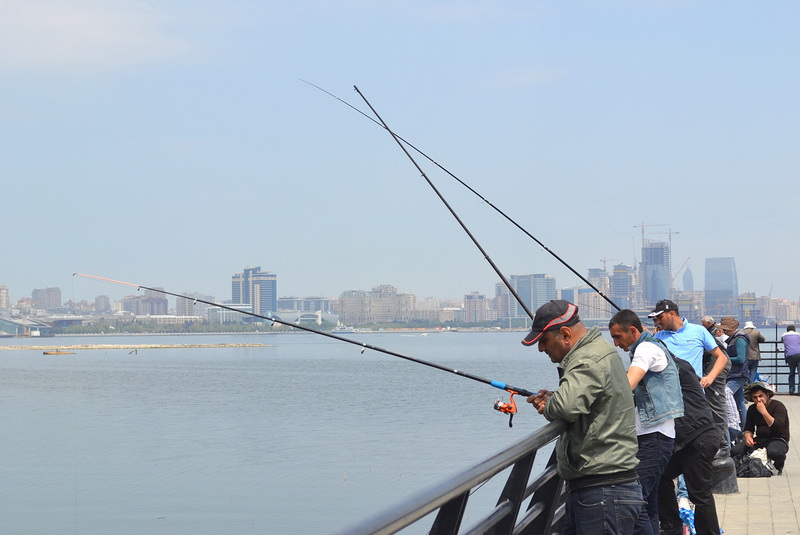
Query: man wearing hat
[[730, 381, 790, 475], [649, 299, 730, 453], [742, 320, 765, 383], [524, 300, 642, 534]]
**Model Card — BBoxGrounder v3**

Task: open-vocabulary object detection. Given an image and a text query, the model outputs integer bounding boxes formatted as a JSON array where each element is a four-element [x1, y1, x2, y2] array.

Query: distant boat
[[331, 324, 357, 334], [43, 351, 75, 355]]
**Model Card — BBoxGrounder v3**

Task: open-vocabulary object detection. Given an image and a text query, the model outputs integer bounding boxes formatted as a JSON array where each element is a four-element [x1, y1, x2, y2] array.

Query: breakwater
[[0, 343, 272, 351]]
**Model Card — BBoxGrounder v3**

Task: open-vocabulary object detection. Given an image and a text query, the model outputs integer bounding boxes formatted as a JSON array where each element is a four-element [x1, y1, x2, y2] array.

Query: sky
[[1, 0, 798, 306]]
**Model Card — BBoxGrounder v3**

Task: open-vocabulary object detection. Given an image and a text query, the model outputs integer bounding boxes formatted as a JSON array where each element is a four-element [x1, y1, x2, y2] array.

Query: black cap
[[647, 299, 678, 318], [521, 300, 580, 346]]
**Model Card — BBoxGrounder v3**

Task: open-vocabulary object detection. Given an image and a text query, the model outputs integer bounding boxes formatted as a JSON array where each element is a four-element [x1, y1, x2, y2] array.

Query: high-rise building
[[121, 292, 169, 315], [683, 266, 694, 292], [95, 295, 111, 314], [609, 264, 634, 310], [640, 240, 671, 307], [464, 292, 490, 323], [0, 286, 9, 309], [32, 287, 62, 311], [705, 257, 738, 317], [231, 266, 277, 317], [176, 292, 215, 317], [509, 274, 556, 318], [337, 284, 416, 325]]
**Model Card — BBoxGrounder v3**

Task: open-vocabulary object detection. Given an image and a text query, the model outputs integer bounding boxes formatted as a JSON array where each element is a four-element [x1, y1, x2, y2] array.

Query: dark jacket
[[673, 356, 715, 452]]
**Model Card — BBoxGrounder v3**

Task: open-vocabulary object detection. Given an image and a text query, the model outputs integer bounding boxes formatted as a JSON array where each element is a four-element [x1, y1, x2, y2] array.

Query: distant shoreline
[[0, 343, 272, 351]]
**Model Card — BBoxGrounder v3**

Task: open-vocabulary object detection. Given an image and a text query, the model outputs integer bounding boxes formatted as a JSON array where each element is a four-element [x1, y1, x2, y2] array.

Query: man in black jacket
[[658, 356, 721, 535]]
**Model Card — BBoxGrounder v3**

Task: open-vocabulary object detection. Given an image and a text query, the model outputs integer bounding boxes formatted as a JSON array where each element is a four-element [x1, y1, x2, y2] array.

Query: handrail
[[332, 419, 567, 535], [756, 339, 792, 392]]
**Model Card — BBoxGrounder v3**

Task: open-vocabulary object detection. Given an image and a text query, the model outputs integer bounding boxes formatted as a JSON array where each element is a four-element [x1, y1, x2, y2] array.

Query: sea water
[[0, 331, 565, 534]]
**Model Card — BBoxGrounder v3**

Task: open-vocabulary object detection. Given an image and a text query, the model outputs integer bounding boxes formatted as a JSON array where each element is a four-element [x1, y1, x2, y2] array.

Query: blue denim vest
[[629, 331, 685, 428]]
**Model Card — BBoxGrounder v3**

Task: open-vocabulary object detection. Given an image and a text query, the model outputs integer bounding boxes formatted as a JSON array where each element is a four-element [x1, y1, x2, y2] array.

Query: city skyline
[[2, 3, 798, 306], [3, 250, 796, 312]]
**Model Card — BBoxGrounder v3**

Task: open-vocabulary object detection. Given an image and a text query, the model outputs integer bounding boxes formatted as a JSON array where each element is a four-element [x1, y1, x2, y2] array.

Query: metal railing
[[332, 420, 568, 535], [755, 339, 792, 392]]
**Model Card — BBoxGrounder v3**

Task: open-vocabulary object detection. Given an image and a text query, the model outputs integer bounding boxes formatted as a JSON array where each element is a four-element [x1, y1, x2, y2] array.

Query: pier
[[715, 392, 800, 535]]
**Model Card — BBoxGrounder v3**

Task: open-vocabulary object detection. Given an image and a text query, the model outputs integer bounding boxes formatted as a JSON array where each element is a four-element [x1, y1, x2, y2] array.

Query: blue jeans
[[787, 354, 800, 393], [635, 432, 675, 535], [562, 481, 643, 535], [726, 376, 748, 430], [748, 360, 759, 383]]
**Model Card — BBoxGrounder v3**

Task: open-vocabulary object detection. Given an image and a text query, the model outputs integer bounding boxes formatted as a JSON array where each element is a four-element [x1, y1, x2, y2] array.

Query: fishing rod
[[74, 273, 532, 426], [303, 80, 620, 312], [353, 85, 535, 320]]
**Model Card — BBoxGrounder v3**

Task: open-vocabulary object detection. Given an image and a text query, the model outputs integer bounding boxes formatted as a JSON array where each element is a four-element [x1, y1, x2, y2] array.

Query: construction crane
[[600, 257, 620, 274], [671, 257, 691, 283]]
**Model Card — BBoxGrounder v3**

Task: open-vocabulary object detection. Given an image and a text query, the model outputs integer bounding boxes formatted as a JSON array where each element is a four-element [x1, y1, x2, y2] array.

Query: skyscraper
[[231, 266, 277, 317], [31, 287, 62, 311], [509, 274, 556, 318], [683, 266, 694, 292], [704, 257, 738, 317], [609, 264, 634, 309], [640, 240, 671, 307]]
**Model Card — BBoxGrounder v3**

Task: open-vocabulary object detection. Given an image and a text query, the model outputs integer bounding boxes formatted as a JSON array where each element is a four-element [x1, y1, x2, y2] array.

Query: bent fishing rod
[[303, 80, 619, 312], [74, 273, 531, 426]]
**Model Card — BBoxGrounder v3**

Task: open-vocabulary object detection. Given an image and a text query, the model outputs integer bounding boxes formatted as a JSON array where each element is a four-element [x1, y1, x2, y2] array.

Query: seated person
[[730, 381, 790, 474]]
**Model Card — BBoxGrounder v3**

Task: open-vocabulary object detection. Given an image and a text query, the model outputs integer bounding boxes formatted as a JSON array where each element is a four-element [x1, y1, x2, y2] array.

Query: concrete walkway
[[716, 394, 800, 535]]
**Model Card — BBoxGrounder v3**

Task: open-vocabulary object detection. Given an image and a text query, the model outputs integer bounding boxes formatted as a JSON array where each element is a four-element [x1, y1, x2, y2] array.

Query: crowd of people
[[522, 299, 794, 535]]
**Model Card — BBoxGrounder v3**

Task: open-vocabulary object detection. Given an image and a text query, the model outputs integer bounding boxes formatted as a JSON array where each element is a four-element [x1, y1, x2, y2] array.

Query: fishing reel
[[494, 391, 518, 428]]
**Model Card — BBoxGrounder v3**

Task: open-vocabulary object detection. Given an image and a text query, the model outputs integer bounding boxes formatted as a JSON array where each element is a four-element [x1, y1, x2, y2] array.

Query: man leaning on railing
[[522, 300, 643, 535]]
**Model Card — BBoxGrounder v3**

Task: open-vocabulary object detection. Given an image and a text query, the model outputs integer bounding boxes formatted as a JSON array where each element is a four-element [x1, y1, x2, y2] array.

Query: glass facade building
[[231, 266, 277, 317], [704, 257, 738, 318]]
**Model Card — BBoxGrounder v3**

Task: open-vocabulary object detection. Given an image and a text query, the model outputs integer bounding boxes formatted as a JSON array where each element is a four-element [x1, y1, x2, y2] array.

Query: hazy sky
[[2, 1, 798, 305]]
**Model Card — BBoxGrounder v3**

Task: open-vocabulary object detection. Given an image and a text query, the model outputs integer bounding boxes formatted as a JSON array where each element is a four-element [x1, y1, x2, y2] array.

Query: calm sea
[[0, 331, 567, 535]]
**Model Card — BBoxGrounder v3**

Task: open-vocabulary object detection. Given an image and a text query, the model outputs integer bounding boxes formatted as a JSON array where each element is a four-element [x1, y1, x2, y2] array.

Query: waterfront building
[[464, 292, 490, 323], [0, 285, 9, 310], [176, 292, 215, 317], [671, 291, 704, 325], [207, 304, 253, 324], [640, 239, 671, 307], [704, 257, 738, 317], [31, 287, 61, 312], [609, 263, 634, 310], [95, 295, 111, 314], [231, 266, 277, 317], [277, 297, 332, 314], [338, 284, 417, 326], [121, 293, 169, 315], [508, 274, 556, 319]]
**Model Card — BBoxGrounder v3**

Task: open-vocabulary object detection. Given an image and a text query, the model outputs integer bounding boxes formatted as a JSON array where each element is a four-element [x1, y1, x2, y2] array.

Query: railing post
[[429, 491, 469, 535], [520, 448, 565, 535]]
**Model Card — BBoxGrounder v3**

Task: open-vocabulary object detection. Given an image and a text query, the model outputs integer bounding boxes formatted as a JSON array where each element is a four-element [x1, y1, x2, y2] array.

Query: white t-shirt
[[630, 341, 677, 438]]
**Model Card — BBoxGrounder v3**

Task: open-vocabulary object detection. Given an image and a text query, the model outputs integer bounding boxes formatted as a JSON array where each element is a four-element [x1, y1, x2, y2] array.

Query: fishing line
[[73, 273, 536, 408], [352, 85, 534, 320], [303, 80, 620, 312]]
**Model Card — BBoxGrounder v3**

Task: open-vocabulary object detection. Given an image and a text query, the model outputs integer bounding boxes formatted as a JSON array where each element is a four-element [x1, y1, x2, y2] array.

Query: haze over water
[[1, 331, 557, 534]]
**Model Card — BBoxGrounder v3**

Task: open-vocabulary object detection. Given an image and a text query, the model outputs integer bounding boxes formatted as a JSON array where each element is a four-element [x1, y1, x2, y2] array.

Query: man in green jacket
[[523, 300, 642, 535]]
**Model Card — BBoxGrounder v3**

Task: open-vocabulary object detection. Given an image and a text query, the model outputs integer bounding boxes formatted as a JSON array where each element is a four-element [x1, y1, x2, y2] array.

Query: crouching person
[[731, 381, 790, 475]]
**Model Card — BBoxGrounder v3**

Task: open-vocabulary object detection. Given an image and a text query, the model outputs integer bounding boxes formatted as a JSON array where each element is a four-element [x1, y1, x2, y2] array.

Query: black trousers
[[731, 437, 789, 471], [704, 357, 731, 450], [658, 431, 721, 535]]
